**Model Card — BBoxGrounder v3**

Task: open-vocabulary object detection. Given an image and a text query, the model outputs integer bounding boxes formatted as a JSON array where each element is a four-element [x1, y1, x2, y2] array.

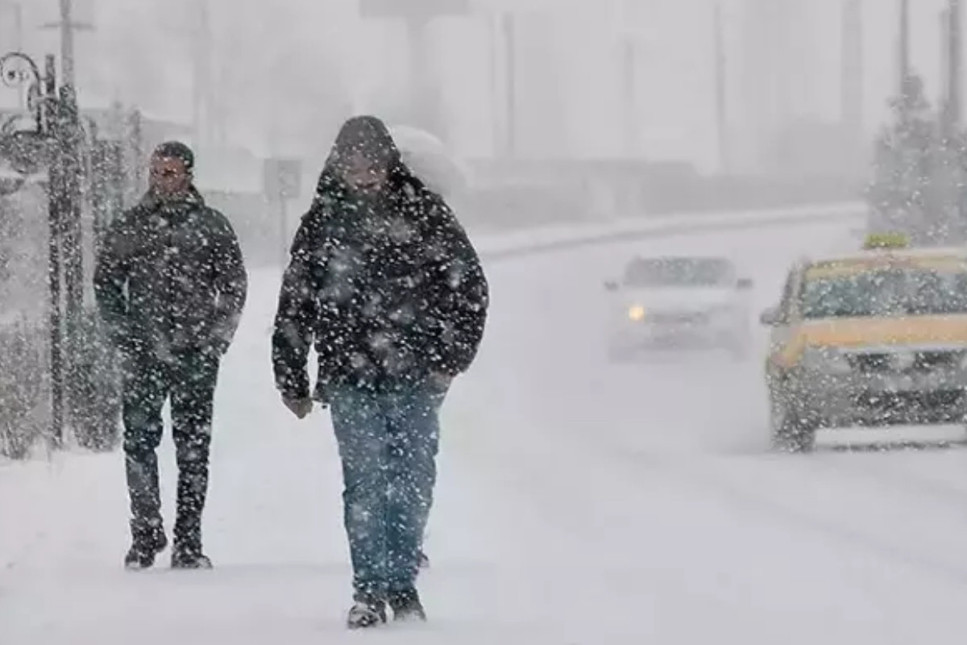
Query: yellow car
[[760, 240, 967, 452]]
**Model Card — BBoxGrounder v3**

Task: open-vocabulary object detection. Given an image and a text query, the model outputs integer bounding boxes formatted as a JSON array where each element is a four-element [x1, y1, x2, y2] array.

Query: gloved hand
[[283, 395, 313, 419]]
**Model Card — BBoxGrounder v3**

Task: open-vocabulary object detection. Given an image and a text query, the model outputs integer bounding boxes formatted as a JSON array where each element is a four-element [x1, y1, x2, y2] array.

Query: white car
[[604, 255, 754, 360]]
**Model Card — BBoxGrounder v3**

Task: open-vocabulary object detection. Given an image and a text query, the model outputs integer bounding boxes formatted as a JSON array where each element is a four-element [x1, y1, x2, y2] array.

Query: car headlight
[[801, 346, 852, 374], [628, 305, 646, 321]]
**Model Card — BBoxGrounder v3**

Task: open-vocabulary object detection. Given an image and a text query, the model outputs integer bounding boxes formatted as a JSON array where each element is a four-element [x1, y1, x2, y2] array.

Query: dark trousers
[[329, 384, 442, 599], [120, 348, 220, 553], [419, 389, 447, 553]]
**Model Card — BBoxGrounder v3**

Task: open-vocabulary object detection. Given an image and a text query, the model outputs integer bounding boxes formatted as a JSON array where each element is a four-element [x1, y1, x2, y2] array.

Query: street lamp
[[0, 48, 84, 449], [0, 52, 55, 134], [0, 51, 61, 191], [1, 51, 40, 87]]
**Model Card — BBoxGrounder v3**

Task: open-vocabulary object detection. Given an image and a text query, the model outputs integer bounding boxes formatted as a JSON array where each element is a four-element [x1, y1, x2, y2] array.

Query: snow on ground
[[4, 218, 967, 643]]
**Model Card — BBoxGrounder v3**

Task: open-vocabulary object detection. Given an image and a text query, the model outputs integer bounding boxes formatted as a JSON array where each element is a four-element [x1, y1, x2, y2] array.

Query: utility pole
[[360, 0, 468, 138], [946, 0, 962, 127], [942, 7, 950, 108], [40, 0, 94, 88], [741, 0, 792, 171], [714, 2, 729, 174], [59, 0, 75, 86], [192, 0, 214, 149], [406, 15, 430, 129], [841, 0, 863, 136], [898, 0, 910, 94], [489, 13, 502, 157], [191, 0, 228, 148], [621, 36, 637, 157], [503, 11, 517, 158], [617, 0, 641, 159], [41, 0, 89, 448]]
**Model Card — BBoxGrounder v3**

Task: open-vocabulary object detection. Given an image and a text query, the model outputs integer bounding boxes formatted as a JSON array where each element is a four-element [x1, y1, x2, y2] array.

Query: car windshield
[[622, 258, 733, 287], [801, 266, 967, 318]]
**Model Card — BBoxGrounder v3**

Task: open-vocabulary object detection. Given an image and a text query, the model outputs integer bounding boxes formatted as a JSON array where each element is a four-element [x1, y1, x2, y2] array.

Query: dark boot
[[346, 593, 387, 629], [124, 519, 167, 570], [171, 524, 212, 569], [418, 550, 429, 568], [170, 548, 212, 569], [170, 500, 213, 569], [388, 587, 426, 622], [171, 509, 211, 568]]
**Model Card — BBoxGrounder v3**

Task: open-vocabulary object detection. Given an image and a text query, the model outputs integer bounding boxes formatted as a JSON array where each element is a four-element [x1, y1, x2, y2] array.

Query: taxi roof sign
[[863, 231, 909, 250]]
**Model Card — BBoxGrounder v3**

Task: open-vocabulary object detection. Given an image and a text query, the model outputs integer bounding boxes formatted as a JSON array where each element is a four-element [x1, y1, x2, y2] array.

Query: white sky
[[0, 0, 956, 170]]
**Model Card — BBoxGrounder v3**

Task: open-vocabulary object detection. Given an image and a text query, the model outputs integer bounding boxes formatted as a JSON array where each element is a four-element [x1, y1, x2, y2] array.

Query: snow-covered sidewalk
[[4, 219, 967, 644]]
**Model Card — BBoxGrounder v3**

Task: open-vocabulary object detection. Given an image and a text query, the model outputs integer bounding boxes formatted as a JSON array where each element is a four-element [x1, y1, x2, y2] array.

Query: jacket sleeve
[[425, 200, 490, 376], [208, 210, 248, 351], [271, 213, 320, 400], [93, 211, 133, 347]]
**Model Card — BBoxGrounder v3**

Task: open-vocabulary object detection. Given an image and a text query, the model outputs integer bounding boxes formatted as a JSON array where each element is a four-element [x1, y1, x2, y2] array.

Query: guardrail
[[474, 201, 866, 260]]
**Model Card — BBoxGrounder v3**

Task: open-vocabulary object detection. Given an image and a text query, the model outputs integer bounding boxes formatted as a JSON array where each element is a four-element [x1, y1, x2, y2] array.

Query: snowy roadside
[[9, 210, 967, 644], [471, 200, 864, 259], [0, 261, 615, 643]]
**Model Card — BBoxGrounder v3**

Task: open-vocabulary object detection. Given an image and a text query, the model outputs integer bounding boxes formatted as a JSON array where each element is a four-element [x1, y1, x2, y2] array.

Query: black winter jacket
[[94, 188, 248, 359], [271, 171, 489, 400]]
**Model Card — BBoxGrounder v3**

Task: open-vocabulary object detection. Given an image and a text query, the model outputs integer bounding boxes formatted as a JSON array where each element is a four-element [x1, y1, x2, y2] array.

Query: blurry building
[[736, 0, 817, 174]]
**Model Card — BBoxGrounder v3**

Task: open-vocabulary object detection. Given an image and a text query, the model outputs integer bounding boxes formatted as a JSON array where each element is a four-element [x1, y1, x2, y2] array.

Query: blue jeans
[[329, 384, 442, 598]]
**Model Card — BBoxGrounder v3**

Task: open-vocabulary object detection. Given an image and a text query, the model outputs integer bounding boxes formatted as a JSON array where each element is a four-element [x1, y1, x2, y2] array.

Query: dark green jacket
[[94, 187, 248, 358]]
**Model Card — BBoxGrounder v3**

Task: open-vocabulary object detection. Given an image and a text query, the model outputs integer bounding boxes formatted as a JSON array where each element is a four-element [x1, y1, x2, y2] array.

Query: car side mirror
[[736, 278, 753, 290], [604, 280, 619, 292], [759, 306, 782, 326]]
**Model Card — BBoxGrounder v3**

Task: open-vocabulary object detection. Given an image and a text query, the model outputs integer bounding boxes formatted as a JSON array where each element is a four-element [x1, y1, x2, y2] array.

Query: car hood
[[776, 314, 967, 367], [797, 315, 967, 348]]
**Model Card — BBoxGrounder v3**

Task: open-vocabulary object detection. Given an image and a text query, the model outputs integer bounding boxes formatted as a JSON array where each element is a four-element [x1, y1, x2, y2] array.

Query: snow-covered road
[[4, 219, 967, 644]]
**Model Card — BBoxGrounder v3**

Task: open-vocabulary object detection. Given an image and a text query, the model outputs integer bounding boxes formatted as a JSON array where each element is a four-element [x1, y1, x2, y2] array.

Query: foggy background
[[8, 3, 967, 641], [0, 0, 948, 173]]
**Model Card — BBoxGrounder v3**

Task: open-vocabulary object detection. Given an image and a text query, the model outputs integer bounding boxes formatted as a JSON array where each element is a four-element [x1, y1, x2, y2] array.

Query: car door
[[766, 264, 803, 376]]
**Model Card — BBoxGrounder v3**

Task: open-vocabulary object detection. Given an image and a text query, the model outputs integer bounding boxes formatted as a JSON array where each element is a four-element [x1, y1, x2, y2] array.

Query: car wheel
[[769, 388, 818, 453]]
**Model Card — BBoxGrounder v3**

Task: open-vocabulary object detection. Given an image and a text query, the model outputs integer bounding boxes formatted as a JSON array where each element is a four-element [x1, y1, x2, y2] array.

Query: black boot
[[346, 593, 387, 629], [418, 550, 430, 568], [170, 550, 212, 569], [388, 587, 426, 622], [170, 521, 211, 569], [171, 506, 212, 569], [170, 537, 212, 569], [124, 519, 167, 570]]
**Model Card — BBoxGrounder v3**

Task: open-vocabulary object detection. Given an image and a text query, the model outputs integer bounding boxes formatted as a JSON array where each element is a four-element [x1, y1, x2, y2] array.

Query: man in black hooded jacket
[[94, 141, 247, 570], [272, 116, 488, 628]]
